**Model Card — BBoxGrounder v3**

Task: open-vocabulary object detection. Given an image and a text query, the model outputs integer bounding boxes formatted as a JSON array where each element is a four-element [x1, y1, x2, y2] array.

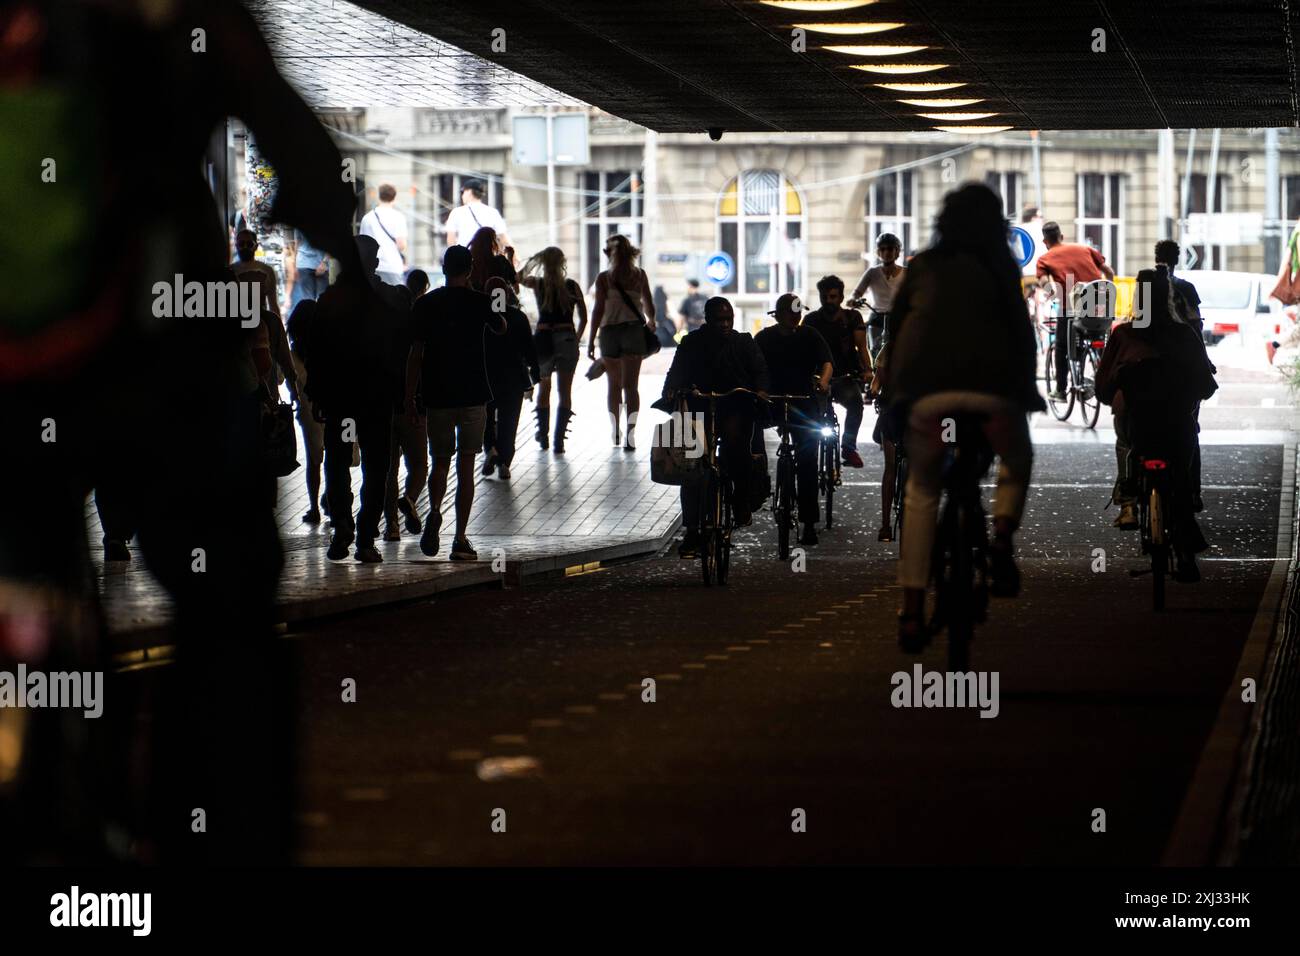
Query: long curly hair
[[603, 233, 640, 286]]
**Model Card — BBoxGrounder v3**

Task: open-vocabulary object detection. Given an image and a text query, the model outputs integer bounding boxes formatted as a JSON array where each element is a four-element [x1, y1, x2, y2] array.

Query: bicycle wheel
[[701, 474, 718, 587], [1078, 346, 1101, 429], [1150, 487, 1165, 611], [775, 453, 794, 561], [892, 452, 908, 541], [1043, 338, 1072, 422], [822, 439, 836, 530], [947, 503, 974, 672], [717, 479, 732, 585]]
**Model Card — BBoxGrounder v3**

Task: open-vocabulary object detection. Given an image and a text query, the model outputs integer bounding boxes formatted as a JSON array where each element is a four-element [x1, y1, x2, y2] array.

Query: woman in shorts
[[520, 246, 588, 454], [589, 234, 655, 451]]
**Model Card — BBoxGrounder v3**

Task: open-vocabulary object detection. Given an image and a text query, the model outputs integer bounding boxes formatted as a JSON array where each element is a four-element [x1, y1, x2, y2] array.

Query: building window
[[1282, 174, 1300, 229], [1076, 173, 1125, 274], [579, 169, 643, 290], [716, 169, 806, 297], [435, 172, 506, 252], [1180, 173, 1225, 270], [985, 171, 1021, 222], [864, 169, 915, 255]]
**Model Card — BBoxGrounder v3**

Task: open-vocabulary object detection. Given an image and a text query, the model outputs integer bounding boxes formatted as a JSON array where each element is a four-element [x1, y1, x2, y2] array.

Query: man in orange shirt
[[1037, 221, 1114, 399]]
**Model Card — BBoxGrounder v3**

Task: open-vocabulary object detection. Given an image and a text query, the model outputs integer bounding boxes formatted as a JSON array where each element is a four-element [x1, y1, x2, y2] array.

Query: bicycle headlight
[[821, 426, 834, 437]]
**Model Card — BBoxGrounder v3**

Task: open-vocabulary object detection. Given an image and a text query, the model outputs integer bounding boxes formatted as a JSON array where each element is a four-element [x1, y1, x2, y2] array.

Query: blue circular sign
[[704, 251, 735, 286], [1009, 226, 1035, 268]]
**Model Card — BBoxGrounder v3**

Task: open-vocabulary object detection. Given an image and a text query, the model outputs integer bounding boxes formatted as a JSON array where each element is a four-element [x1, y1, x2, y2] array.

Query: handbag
[[612, 278, 661, 356], [261, 393, 300, 478], [650, 401, 707, 486]]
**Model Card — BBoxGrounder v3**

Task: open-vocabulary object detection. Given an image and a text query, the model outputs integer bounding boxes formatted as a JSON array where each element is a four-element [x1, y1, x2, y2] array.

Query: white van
[[1190, 271, 1284, 347]]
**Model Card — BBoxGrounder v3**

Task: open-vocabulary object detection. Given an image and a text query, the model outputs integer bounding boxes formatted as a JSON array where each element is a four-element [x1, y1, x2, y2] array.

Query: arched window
[[717, 170, 806, 296]]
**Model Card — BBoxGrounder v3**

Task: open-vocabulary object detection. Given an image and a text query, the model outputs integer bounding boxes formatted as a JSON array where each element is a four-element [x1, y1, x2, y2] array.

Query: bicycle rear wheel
[[701, 474, 719, 586], [1078, 346, 1101, 429], [1044, 340, 1073, 421], [1150, 487, 1166, 611], [822, 439, 836, 530], [892, 452, 907, 542], [947, 504, 974, 671]]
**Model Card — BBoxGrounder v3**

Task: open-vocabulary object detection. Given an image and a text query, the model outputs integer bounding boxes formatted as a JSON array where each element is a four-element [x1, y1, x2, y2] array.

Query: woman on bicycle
[[519, 247, 588, 454], [589, 234, 656, 451], [887, 183, 1044, 647], [1095, 268, 1216, 582], [851, 232, 906, 358]]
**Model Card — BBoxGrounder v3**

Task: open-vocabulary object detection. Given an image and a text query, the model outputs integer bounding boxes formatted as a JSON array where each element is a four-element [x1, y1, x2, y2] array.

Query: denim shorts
[[598, 321, 649, 359], [537, 327, 579, 377]]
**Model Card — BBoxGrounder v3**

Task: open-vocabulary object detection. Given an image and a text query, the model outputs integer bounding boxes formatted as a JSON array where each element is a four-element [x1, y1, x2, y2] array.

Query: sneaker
[[327, 529, 354, 561], [1113, 501, 1139, 530], [450, 537, 478, 561], [799, 524, 819, 546], [419, 515, 441, 557], [302, 508, 321, 525], [677, 531, 702, 559], [988, 537, 1020, 597], [877, 526, 894, 543], [382, 524, 401, 543], [497, 464, 512, 480], [397, 495, 422, 534], [1047, 389, 1067, 402], [355, 541, 383, 564], [734, 507, 753, 528], [103, 537, 131, 563], [481, 450, 497, 477], [842, 449, 864, 468]]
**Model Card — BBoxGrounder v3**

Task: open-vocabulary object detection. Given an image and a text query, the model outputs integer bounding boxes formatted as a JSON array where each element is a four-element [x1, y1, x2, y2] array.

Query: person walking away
[[467, 225, 500, 292], [678, 278, 709, 334], [382, 269, 428, 543], [316, 235, 409, 563], [287, 298, 326, 525], [802, 275, 871, 467], [482, 258, 540, 480], [661, 297, 770, 556], [359, 183, 408, 286], [405, 245, 507, 560], [755, 293, 833, 546], [1096, 268, 1217, 581], [589, 234, 656, 450], [1036, 220, 1114, 400], [406, 269, 430, 301], [288, 227, 329, 309], [444, 178, 510, 250], [850, 232, 906, 358], [1155, 239, 1211, 514], [888, 183, 1044, 649], [519, 246, 588, 453]]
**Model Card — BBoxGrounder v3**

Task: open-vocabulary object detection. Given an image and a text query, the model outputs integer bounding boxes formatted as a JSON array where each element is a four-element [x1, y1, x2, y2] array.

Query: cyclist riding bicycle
[[1036, 220, 1115, 401], [887, 183, 1045, 646], [850, 232, 906, 358], [1095, 268, 1217, 582], [802, 275, 872, 468], [756, 293, 834, 547], [660, 296, 770, 558]]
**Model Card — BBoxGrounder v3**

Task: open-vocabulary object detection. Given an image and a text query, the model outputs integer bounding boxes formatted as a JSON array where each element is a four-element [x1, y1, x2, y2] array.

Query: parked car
[[1188, 270, 1284, 347]]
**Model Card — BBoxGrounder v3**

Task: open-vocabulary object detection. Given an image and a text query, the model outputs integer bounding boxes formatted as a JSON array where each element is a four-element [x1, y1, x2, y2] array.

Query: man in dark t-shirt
[[756, 293, 833, 545], [405, 245, 505, 561], [678, 279, 708, 333], [801, 274, 870, 467]]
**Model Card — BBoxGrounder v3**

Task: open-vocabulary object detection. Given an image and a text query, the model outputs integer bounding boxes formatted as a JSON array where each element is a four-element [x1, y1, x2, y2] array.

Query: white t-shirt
[[445, 202, 507, 246], [359, 205, 408, 276], [854, 265, 906, 313]]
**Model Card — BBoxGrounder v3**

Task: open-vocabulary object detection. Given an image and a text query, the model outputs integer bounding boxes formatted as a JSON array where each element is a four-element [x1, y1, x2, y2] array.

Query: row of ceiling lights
[[758, 0, 1012, 133]]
